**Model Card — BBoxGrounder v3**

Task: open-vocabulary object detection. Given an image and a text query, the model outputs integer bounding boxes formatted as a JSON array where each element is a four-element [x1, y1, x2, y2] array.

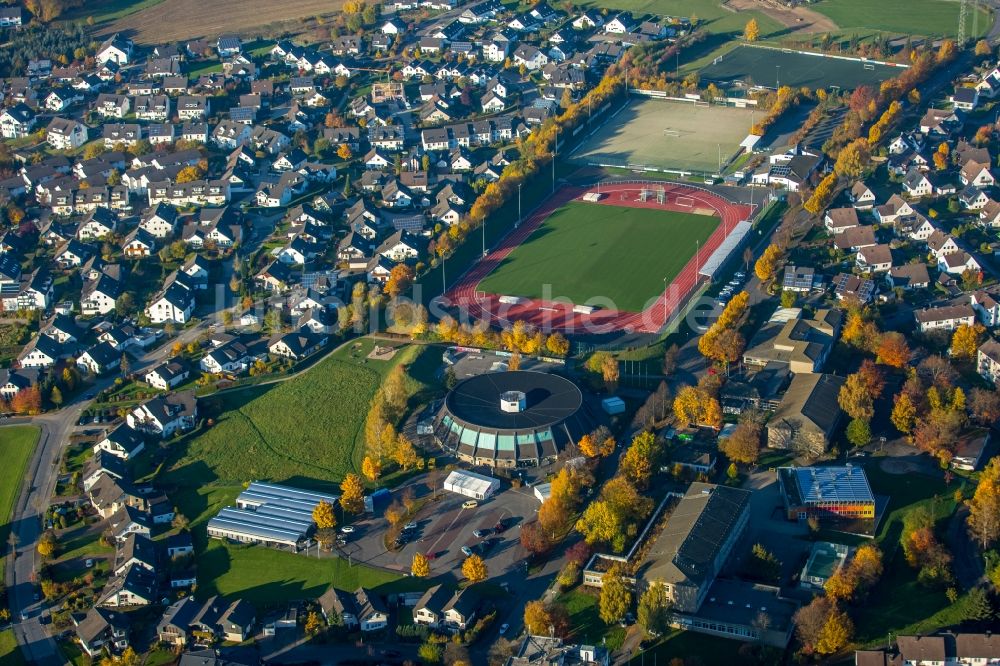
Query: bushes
[[396, 623, 429, 642]]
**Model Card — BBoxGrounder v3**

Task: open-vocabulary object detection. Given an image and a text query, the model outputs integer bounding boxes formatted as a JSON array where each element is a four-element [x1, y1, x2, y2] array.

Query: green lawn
[[478, 202, 718, 312], [636, 629, 745, 666], [559, 588, 626, 650], [0, 629, 25, 666], [0, 426, 39, 552], [851, 462, 966, 643], [197, 543, 427, 608], [167, 339, 429, 492], [156, 338, 440, 604], [811, 0, 990, 38]]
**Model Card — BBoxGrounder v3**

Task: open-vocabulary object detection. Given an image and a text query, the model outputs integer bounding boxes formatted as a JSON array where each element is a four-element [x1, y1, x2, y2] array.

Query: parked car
[[499, 623, 509, 635], [473, 529, 489, 538], [461, 546, 474, 557], [403, 522, 418, 531], [462, 500, 478, 509], [494, 519, 507, 533], [340, 526, 355, 534]]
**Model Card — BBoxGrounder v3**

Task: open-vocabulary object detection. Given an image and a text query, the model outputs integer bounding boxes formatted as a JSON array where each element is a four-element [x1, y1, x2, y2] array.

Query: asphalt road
[[4, 315, 216, 664]]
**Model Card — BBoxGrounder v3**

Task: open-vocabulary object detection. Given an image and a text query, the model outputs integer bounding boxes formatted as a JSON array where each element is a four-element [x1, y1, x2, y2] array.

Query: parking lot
[[338, 478, 543, 585]]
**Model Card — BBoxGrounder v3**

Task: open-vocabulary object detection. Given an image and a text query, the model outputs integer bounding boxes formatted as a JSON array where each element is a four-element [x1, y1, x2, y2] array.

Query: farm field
[[0, 426, 39, 552], [811, 0, 990, 39], [477, 201, 718, 312], [98, 0, 345, 43], [59, 0, 165, 25], [699, 45, 904, 91], [572, 98, 752, 174]]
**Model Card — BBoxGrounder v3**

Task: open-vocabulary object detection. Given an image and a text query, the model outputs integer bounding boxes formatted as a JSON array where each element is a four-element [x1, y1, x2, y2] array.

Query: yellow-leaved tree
[[339, 473, 365, 514], [461, 553, 488, 582], [411, 552, 431, 577], [312, 500, 337, 529]]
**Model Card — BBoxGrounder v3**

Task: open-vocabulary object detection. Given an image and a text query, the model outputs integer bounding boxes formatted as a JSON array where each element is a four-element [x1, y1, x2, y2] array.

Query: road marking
[[424, 505, 466, 558]]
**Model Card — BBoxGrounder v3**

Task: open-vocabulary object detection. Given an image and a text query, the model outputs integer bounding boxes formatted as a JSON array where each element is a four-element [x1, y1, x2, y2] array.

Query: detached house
[[824, 208, 859, 234], [268, 328, 327, 360], [46, 117, 88, 150], [856, 244, 893, 272], [978, 338, 1000, 384], [915, 304, 977, 333], [74, 607, 130, 659], [77, 341, 122, 375], [143, 361, 190, 390], [0, 103, 36, 139], [97, 33, 133, 65], [960, 161, 995, 188], [95, 423, 146, 461], [127, 391, 198, 438]]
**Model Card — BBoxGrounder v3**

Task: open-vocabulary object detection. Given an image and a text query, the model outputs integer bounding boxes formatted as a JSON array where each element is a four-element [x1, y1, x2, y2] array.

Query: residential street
[[4, 317, 212, 665]]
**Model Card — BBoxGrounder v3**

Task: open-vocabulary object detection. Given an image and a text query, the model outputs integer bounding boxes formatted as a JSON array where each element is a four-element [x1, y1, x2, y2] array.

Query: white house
[[915, 304, 976, 333], [127, 392, 197, 439], [94, 424, 146, 461], [46, 117, 88, 150]]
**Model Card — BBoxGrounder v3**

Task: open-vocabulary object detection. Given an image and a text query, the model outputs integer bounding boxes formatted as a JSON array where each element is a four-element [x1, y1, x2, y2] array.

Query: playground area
[[571, 98, 753, 175], [699, 44, 904, 91]]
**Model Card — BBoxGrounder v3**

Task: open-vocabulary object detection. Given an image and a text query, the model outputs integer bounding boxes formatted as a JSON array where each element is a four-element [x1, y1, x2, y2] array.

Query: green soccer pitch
[[477, 201, 719, 312]]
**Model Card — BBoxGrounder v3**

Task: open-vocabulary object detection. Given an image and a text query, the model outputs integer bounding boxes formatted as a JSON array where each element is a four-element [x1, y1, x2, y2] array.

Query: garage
[[443, 470, 500, 500]]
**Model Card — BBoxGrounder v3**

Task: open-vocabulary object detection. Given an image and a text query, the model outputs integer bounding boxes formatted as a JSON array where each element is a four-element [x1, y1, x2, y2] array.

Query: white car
[[403, 522, 418, 531], [340, 526, 355, 534]]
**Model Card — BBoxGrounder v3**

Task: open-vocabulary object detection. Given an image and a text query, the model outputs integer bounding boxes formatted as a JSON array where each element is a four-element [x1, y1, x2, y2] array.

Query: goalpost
[[863, 63, 876, 70], [639, 187, 651, 202], [675, 196, 695, 208], [694, 100, 710, 108], [657, 186, 666, 205], [663, 128, 681, 137]]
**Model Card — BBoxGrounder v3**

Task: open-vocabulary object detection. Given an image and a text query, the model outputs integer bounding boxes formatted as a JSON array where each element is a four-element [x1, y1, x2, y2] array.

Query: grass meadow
[[0, 426, 38, 555], [155, 338, 440, 603], [810, 0, 990, 39]]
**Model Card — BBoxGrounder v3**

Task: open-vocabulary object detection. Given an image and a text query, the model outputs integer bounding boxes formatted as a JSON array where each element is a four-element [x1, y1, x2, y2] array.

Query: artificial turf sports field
[[477, 201, 719, 312], [699, 45, 901, 90]]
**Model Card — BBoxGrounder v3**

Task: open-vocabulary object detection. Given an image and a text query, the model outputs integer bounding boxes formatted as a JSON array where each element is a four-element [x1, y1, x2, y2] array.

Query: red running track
[[444, 182, 752, 335]]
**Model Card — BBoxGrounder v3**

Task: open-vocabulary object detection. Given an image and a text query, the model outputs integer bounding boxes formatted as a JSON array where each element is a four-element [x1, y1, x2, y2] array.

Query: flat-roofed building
[[777, 466, 875, 522], [743, 307, 842, 374], [443, 469, 500, 499], [585, 483, 750, 613], [207, 481, 338, 550], [680, 579, 798, 647], [800, 541, 848, 589]]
